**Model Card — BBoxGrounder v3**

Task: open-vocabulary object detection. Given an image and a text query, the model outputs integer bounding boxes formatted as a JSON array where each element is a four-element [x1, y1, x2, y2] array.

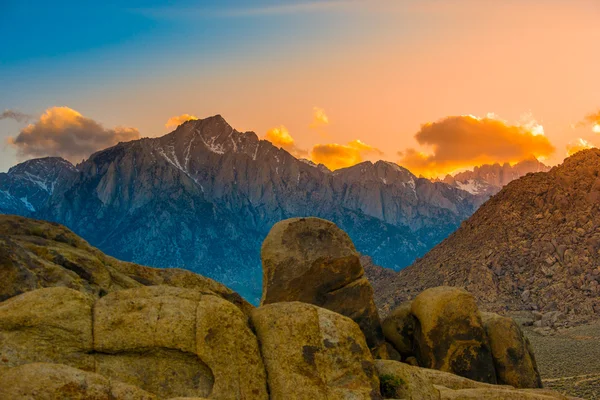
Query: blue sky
[[1, 0, 599, 174]]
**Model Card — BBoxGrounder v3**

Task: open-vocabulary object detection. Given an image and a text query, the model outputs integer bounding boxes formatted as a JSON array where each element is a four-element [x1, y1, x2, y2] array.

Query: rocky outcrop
[[260, 217, 386, 356], [252, 302, 381, 400], [371, 149, 600, 324], [0, 215, 576, 399], [0, 214, 251, 314], [381, 287, 543, 389]]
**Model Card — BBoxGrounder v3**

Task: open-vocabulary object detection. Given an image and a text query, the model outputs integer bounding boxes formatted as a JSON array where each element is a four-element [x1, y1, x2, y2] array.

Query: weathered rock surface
[[0, 215, 579, 400], [374, 359, 439, 400], [95, 286, 268, 399], [0, 362, 157, 400], [482, 312, 542, 388], [260, 217, 386, 356], [251, 302, 381, 400], [0, 214, 252, 314], [0, 285, 268, 399], [0, 287, 94, 370], [371, 149, 600, 324], [374, 360, 572, 400], [381, 301, 415, 358], [411, 287, 497, 383]]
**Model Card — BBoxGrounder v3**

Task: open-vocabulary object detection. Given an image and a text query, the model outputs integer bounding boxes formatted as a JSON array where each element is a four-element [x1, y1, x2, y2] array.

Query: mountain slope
[[0, 157, 77, 215], [4, 115, 480, 302], [372, 149, 600, 321]]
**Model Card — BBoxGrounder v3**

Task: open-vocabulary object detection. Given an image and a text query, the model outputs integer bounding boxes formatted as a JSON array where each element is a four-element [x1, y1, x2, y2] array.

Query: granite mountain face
[[370, 149, 600, 322], [1, 115, 480, 301]]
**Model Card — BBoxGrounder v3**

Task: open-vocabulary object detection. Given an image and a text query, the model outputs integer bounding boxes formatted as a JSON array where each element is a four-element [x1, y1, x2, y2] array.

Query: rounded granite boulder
[[260, 217, 386, 356]]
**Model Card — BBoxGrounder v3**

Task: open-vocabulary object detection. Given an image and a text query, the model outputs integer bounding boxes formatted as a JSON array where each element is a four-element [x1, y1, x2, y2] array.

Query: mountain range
[[0, 115, 545, 302], [369, 148, 600, 323], [439, 157, 550, 200]]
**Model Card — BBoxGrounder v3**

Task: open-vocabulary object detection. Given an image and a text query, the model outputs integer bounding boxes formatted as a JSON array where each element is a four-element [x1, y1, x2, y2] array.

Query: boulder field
[[0, 215, 579, 399]]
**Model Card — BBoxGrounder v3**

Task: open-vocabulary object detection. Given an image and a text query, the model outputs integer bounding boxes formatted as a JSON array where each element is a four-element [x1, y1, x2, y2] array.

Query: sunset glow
[[1, 1, 599, 173]]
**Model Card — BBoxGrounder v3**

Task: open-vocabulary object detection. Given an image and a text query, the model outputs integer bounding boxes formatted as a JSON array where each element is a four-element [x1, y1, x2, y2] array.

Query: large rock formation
[[371, 149, 600, 323], [0, 215, 576, 399], [251, 302, 381, 400], [260, 217, 386, 356], [381, 287, 543, 389], [1, 286, 268, 399]]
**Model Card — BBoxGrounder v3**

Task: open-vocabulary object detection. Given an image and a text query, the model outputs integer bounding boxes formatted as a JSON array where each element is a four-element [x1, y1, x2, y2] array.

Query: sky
[[1, 0, 599, 176]]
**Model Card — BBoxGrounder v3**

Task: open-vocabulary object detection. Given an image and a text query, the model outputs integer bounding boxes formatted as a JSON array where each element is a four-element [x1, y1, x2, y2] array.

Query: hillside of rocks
[[370, 149, 600, 323], [0, 215, 580, 399]]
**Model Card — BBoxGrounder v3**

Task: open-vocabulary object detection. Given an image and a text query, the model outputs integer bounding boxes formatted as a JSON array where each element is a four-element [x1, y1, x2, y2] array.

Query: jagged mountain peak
[[334, 160, 417, 186], [0, 156, 78, 214], [8, 156, 76, 176]]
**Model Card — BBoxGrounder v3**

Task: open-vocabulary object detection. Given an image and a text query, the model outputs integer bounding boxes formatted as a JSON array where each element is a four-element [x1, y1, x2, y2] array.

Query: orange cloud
[[577, 110, 600, 133], [566, 138, 595, 156], [264, 125, 307, 158], [310, 106, 329, 129], [165, 113, 198, 129], [7, 106, 140, 163], [398, 114, 555, 178], [311, 139, 383, 170]]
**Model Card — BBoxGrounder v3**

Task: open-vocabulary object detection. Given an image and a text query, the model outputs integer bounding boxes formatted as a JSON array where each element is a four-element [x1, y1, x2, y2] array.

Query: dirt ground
[[522, 321, 600, 400]]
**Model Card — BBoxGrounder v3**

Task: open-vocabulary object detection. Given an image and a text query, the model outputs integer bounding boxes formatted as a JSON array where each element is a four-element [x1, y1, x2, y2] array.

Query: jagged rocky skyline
[[0, 115, 549, 302]]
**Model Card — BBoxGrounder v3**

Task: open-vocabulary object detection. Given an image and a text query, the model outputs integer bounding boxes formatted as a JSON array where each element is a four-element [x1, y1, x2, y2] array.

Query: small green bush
[[379, 373, 406, 398]]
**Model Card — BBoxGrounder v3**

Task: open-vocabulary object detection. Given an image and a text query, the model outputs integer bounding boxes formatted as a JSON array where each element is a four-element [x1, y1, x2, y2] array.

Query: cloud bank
[[165, 113, 198, 130], [8, 107, 140, 163], [264, 125, 308, 158], [311, 139, 382, 170], [398, 114, 555, 178]]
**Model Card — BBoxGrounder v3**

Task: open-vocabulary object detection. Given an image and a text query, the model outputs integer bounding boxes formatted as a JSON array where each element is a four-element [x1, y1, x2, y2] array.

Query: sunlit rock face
[[1, 115, 479, 302]]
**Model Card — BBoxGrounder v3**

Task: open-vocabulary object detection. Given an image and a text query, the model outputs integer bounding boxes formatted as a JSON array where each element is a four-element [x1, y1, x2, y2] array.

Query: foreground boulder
[[410, 286, 497, 383], [374, 360, 571, 400], [382, 287, 544, 389], [0, 287, 94, 370], [0, 362, 157, 400], [251, 302, 381, 400], [482, 312, 542, 388], [260, 217, 386, 356], [0, 286, 268, 400]]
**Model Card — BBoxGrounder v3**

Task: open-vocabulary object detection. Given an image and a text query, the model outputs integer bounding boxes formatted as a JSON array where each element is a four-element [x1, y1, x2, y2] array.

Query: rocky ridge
[[369, 149, 600, 324], [0, 215, 578, 399]]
